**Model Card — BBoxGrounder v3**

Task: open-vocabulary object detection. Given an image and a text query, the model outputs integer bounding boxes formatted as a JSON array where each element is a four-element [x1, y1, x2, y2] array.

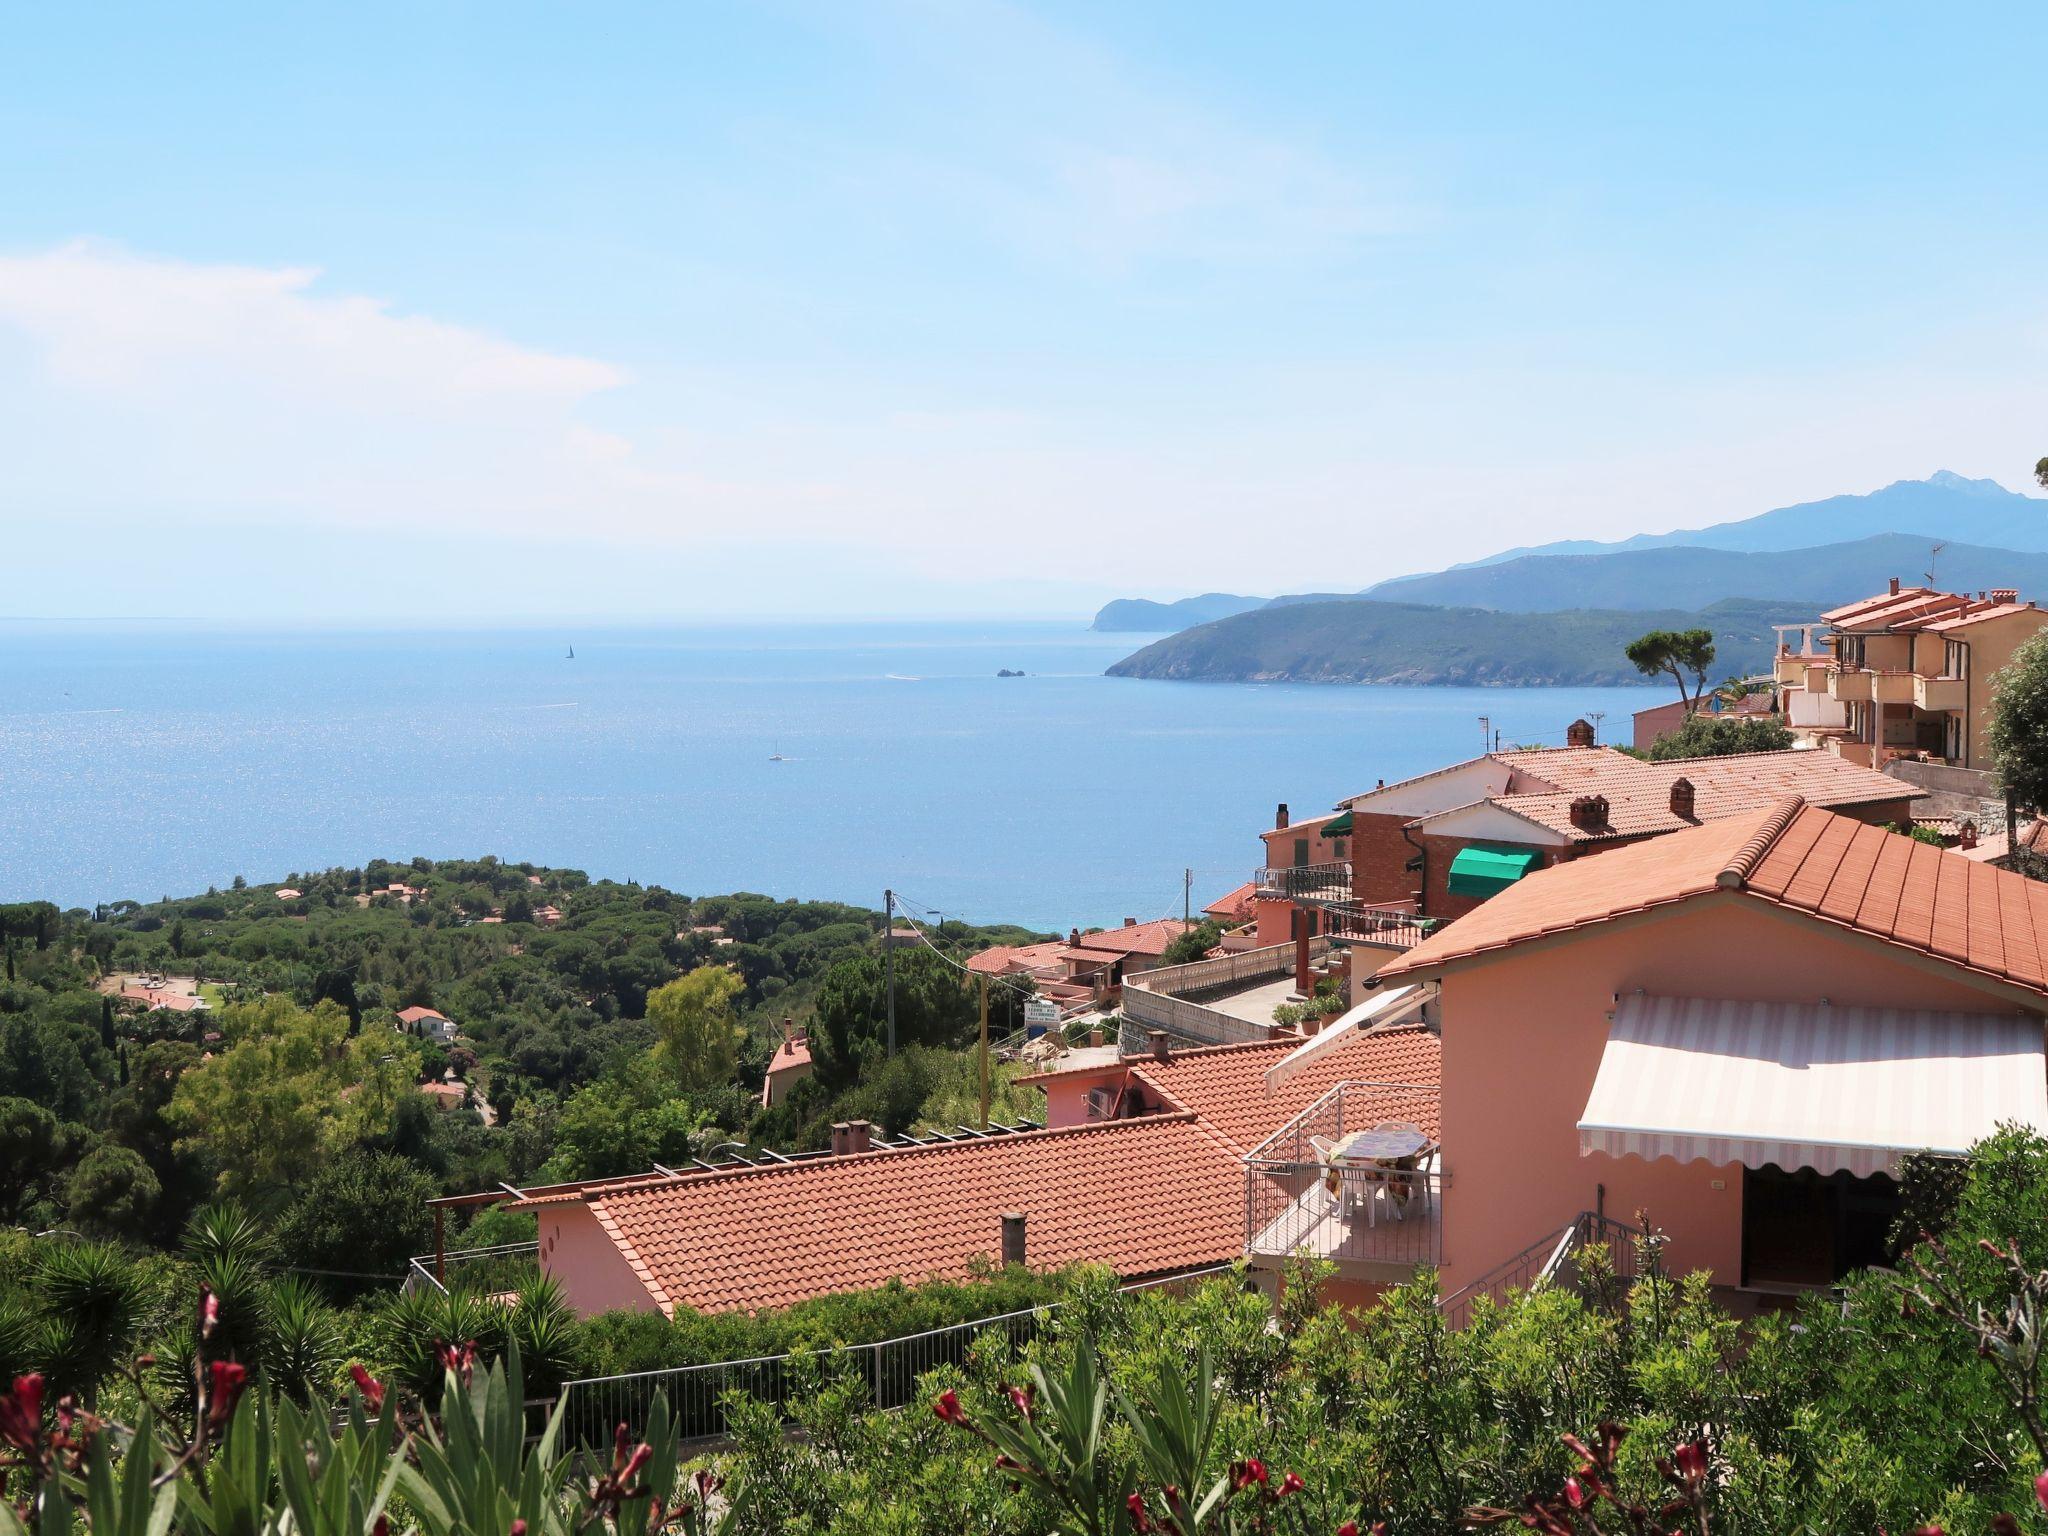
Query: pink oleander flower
[[199, 1288, 220, 1341], [932, 1389, 969, 1425], [694, 1469, 720, 1500], [0, 1374, 44, 1453], [2036, 1471, 2048, 1513], [1231, 1457, 1269, 1491], [206, 1360, 248, 1431], [1126, 1492, 1154, 1533], [1007, 1383, 1035, 1418], [349, 1364, 386, 1412]]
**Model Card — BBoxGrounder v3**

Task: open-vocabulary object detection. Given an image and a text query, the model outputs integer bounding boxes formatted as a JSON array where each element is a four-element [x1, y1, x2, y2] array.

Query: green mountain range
[[1105, 597, 1790, 687]]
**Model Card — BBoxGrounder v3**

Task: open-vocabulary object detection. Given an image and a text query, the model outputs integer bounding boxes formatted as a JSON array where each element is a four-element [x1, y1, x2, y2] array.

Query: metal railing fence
[[405, 1241, 541, 1297], [1254, 862, 1354, 904], [1437, 1211, 1644, 1330], [553, 1264, 1238, 1449]]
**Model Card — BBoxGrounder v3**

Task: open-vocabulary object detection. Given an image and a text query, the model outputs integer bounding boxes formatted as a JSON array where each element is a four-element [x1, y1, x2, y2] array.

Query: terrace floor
[[1248, 1182, 1444, 1271], [1201, 976, 1301, 1026]]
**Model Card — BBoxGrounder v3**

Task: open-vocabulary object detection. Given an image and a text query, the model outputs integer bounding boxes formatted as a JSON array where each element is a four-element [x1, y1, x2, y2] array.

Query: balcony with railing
[[1322, 902, 1434, 952], [1243, 1080, 1443, 1276], [404, 1240, 541, 1299], [1253, 861, 1353, 905]]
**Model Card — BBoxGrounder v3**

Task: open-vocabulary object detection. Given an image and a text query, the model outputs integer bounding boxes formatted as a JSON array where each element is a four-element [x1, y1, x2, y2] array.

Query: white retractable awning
[[1578, 995, 2048, 1178], [1263, 982, 1433, 1091]]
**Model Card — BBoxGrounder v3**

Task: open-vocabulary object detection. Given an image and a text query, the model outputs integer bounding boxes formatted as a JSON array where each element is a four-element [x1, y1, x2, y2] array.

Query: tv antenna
[[1926, 542, 1946, 588], [1587, 710, 1606, 744], [1478, 715, 1492, 755]]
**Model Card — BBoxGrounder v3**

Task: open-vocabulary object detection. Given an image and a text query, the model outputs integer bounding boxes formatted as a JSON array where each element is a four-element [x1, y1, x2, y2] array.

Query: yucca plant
[[508, 1276, 584, 1399], [35, 1242, 147, 1406], [263, 1274, 343, 1404], [181, 1201, 274, 1270], [397, 1341, 576, 1536]]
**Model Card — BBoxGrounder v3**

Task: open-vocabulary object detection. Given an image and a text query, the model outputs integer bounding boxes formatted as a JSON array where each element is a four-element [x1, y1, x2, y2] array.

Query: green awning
[[1320, 811, 1354, 836], [1446, 844, 1541, 897]]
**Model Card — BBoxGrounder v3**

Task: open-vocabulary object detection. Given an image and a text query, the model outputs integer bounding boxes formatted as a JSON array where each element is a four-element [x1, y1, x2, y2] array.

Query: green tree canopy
[[810, 948, 976, 1093], [1988, 629, 2048, 855], [165, 995, 418, 1210], [1625, 626, 1717, 706], [1643, 712, 1793, 761], [647, 965, 746, 1092], [273, 1148, 436, 1291]]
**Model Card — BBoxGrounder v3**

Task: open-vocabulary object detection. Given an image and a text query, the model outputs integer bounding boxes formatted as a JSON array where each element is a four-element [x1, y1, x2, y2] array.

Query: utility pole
[[1478, 715, 1491, 755], [978, 973, 990, 1130], [1183, 868, 1192, 925], [883, 888, 896, 1057]]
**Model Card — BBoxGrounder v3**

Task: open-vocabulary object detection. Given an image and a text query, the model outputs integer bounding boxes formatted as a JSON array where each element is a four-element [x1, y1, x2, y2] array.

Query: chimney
[[1123, 916, 1137, 927], [1569, 793, 1609, 831], [1992, 588, 2019, 604], [829, 1121, 851, 1156], [1000, 1212, 1027, 1267], [1069, 927, 1082, 948], [1669, 777, 1696, 820], [1148, 1029, 1171, 1063], [1565, 718, 1595, 748], [1960, 821, 1978, 850], [1888, 576, 1900, 595], [845, 1119, 873, 1155], [1087, 1026, 1103, 1047], [1275, 802, 1290, 831]]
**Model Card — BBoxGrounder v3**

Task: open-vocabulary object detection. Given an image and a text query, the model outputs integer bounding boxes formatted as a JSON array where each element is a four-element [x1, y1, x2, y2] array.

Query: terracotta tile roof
[[1202, 883, 1259, 922], [118, 986, 203, 1012], [966, 940, 1068, 976], [1381, 800, 2048, 1000], [1413, 748, 1911, 844], [1820, 586, 1934, 624], [1130, 1025, 1441, 1153], [397, 1006, 449, 1024], [1961, 821, 2048, 864], [531, 1019, 1444, 1315], [568, 1115, 1240, 1314], [1925, 601, 2042, 631], [767, 1037, 811, 1073], [1067, 920, 1195, 957]]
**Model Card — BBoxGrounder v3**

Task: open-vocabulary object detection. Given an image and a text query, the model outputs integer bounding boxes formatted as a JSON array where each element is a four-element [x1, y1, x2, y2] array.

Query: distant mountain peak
[[1917, 469, 2010, 495]]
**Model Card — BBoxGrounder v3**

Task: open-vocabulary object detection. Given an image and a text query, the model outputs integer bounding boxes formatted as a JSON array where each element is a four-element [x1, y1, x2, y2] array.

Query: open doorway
[[1741, 1165, 1902, 1289]]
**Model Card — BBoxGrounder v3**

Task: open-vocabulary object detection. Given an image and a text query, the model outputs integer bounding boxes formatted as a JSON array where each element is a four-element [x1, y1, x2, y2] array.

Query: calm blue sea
[[0, 622, 1653, 930]]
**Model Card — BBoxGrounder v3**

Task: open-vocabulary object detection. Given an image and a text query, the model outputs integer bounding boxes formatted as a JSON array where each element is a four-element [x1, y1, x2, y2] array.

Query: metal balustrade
[[551, 1264, 1239, 1449], [1436, 1211, 1644, 1330], [1253, 862, 1354, 904], [1242, 1080, 1445, 1271]]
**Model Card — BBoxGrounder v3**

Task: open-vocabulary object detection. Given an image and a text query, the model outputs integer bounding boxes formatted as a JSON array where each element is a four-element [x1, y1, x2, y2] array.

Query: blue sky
[[3, 2, 2046, 621]]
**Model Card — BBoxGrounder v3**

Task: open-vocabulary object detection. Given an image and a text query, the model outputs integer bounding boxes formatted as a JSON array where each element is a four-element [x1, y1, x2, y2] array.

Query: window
[[1332, 839, 1348, 859], [1292, 838, 1310, 867]]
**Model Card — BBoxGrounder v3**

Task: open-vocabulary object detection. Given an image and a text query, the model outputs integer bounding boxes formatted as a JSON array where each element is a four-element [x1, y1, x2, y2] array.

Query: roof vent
[[1565, 718, 1595, 748], [1992, 588, 2019, 604], [1889, 576, 1901, 595], [1148, 1029, 1171, 1063], [1669, 777, 1696, 820], [1569, 793, 1609, 830]]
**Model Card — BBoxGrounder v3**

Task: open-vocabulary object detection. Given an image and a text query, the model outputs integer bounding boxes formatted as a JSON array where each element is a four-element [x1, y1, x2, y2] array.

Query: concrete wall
[[539, 1204, 664, 1317], [1433, 897, 2012, 1299]]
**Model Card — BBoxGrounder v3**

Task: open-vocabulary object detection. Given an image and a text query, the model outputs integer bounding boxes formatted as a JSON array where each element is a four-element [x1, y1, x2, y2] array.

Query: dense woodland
[[0, 859, 1054, 1271]]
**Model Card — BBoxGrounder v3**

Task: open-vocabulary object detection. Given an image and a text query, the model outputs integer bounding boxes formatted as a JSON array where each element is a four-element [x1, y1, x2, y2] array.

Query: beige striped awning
[[1578, 996, 2048, 1178]]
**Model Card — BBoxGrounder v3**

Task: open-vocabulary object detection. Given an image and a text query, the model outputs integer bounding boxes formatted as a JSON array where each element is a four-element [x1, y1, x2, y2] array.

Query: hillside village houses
[[1774, 578, 2048, 769], [431, 575, 2048, 1328]]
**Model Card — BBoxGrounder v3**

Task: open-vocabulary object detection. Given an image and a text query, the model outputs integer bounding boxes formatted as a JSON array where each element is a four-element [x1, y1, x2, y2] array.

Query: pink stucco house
[[1374, 796, 2048, 1305]]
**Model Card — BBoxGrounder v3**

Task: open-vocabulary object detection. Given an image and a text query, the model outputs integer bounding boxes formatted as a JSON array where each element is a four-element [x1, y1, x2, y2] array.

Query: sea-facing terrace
[[1243, 1078, 1444, 1278]]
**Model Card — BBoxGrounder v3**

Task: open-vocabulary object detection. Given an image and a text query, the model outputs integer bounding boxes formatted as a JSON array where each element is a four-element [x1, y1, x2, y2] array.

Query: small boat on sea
[[566, 645, 575, 659]]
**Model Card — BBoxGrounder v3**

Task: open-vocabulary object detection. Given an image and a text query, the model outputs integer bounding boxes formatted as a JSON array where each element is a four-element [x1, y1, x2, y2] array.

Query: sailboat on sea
[[566, 645, 575, 659]]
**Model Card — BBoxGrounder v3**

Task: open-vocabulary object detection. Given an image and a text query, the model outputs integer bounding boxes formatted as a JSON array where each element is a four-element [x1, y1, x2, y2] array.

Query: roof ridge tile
[[1716, 796, 1806, 888]]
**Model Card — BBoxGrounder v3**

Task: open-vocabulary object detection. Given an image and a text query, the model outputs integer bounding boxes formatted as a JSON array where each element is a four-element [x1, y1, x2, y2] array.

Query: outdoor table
[[1324, 1125, 1433, 1224]]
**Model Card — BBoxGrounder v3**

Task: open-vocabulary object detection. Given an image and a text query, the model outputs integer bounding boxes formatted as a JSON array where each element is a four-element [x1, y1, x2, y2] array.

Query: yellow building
[[1773, 580, 2048, 769]]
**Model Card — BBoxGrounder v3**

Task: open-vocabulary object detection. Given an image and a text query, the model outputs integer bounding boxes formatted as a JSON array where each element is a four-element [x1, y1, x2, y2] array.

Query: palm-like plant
[[35, 1241, 148, 1405], [264, 1275, 344, 1404], [508, 1276, 583, 1399], [182, 1200, 275, 1270]]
